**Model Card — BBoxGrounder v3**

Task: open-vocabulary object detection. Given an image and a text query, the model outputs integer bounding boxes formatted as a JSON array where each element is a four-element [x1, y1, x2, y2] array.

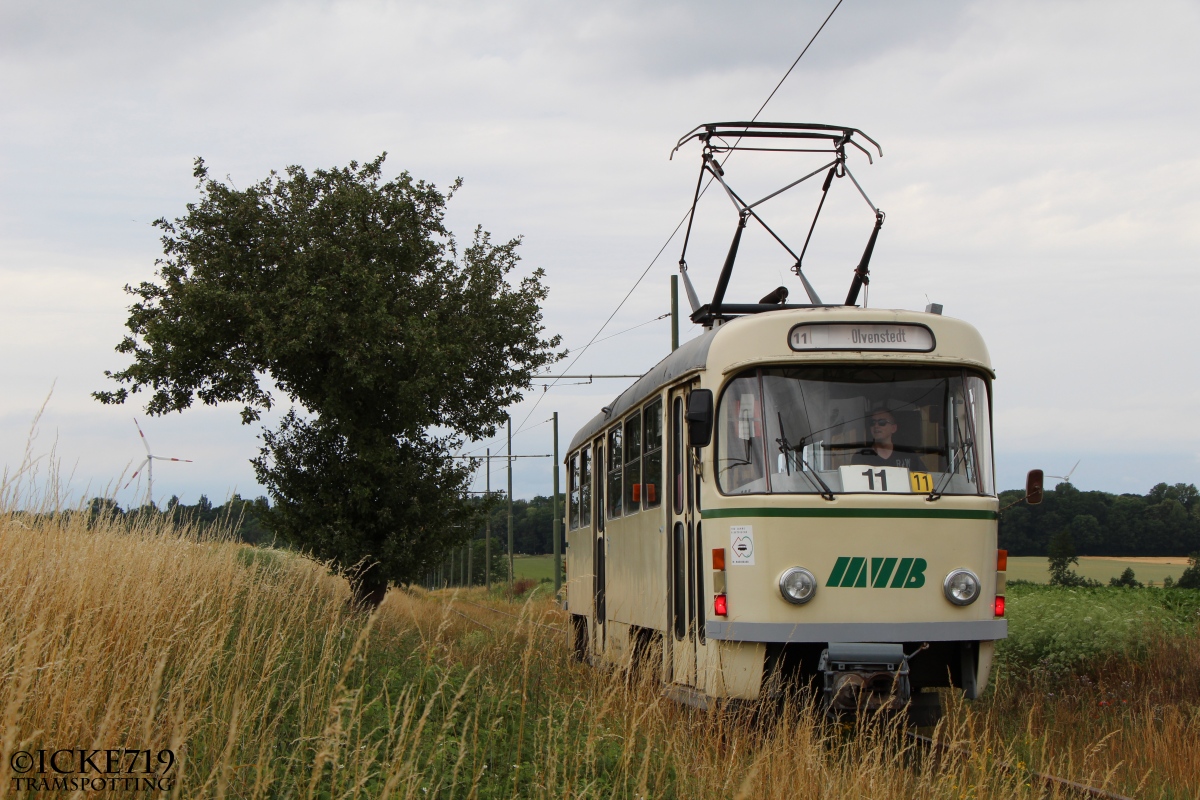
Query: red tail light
[[994, 595, 1006, 617], [714, 594, 728, 616]]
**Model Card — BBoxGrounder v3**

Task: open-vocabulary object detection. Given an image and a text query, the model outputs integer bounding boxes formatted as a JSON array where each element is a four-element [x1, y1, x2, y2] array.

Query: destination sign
[[788, 323, 934, 352]]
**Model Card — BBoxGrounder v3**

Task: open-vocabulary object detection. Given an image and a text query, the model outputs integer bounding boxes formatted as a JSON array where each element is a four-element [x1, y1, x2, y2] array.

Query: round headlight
[[779, 567, 817, 605], [943, 569, 981, 605]]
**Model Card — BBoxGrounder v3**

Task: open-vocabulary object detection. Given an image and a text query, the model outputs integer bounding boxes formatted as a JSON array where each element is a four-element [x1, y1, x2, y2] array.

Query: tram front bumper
[[704, 619, 1006, 643]]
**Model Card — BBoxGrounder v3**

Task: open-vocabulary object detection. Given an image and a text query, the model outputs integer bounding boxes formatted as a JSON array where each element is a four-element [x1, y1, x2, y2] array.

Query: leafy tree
[[1000, 481, 1200, 557], [1178, 552, 1200, 590], [1069, 514, 1101, 555], [1108, 567, 1142, 588], [1047, 527, 1079, 586], [1047, 527, 1099, 587], [95, 155, 561, 604]]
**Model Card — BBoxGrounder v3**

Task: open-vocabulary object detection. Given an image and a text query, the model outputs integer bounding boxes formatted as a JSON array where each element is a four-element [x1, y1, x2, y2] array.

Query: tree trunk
[[350, 570, 389, 609]]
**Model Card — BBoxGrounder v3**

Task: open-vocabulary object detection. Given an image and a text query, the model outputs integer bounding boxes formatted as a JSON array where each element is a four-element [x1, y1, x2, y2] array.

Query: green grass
[[996, 582, 1200, 672], [1007, 555, 1187, 585], [512, 553, 557, 582]]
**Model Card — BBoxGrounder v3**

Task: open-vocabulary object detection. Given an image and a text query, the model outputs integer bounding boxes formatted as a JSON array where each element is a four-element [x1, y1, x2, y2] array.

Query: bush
[[1109, 567, 1143, 588], [1177, 552, 1200, 589], [996, 583, 1200, 674]]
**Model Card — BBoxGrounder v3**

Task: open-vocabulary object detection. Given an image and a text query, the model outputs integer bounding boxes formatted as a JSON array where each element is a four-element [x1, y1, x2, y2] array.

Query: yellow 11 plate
[[910, 472, 933, 493]]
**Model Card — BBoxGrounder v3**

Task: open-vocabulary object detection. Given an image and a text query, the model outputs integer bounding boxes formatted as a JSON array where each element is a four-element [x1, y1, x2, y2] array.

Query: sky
[[2, 0, 1198, 508]]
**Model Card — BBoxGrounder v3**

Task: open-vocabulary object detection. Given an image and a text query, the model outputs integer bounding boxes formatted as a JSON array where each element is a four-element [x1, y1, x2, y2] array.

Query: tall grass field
[[2, 505, 1198, 798]]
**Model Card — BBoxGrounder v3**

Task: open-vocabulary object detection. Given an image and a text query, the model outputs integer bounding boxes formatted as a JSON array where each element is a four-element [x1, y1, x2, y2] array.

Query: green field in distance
[[512, 554, 557, 582], [1007, 556, 1187, 586]]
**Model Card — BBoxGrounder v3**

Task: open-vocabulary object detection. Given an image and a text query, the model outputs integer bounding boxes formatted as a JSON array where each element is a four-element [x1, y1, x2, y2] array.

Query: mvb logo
[[827, 557, 927, 588]]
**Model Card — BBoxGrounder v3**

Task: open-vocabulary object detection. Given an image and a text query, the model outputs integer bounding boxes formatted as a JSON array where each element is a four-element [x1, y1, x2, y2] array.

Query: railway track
[[436, 595, 1134, 798], [443, 595, 567, 635], [906, 731, 1134, 800]]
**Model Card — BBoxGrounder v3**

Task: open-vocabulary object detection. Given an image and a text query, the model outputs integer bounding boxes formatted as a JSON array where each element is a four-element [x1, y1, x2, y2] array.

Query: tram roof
[[567, 328, 717, 453]]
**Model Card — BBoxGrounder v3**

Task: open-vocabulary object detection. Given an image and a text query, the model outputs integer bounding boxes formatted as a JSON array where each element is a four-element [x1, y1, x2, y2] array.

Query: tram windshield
[[717, 366, 994, 497]]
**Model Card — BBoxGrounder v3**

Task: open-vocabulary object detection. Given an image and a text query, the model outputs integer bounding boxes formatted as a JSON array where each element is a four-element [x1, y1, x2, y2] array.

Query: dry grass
[[1, 500, 1195, 798]]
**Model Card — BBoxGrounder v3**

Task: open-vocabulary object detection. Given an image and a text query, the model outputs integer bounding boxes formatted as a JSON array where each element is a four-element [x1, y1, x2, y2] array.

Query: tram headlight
[[943, 569, 981, 606], [779, 567, 817, 605]]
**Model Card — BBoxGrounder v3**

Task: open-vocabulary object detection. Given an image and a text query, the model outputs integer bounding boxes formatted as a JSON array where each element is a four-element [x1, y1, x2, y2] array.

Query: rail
[[907, 731, 1134, 800]]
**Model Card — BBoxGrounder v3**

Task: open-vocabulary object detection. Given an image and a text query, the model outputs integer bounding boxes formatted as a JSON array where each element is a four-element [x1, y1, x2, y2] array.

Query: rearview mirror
[[686, 390, 714, 448], [1025, 469, 1044, 505]]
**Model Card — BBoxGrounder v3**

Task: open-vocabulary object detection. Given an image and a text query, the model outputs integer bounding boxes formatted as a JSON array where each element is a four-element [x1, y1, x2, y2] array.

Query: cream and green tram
[[564, 306, 1007, 716]]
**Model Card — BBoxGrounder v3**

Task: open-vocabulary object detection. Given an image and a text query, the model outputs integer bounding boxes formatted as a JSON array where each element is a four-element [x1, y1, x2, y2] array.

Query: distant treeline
[[470, 494, 566, 556], [83, 493, 566, 555], [999, 482, 1200, 556], [87, 495, 272, 545], [86, 481, 1199, 559]]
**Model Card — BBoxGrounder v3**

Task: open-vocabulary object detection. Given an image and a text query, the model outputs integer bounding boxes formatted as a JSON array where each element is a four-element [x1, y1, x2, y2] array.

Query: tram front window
[[716, 367, 994, 497]]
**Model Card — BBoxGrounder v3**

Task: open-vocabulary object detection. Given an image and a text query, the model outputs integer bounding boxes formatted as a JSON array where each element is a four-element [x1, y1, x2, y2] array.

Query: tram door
[[592, 437, 606, 656], [668, 386, 700, 686]]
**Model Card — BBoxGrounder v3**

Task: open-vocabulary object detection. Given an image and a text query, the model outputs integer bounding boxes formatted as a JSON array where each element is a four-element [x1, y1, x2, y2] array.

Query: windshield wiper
[[777, 412, 834, 501], [928, 436, 975, 502]]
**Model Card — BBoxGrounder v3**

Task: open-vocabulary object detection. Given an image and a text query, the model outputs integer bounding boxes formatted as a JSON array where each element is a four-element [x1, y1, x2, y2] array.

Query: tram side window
[[624, 413, 642, 514], [596, 444, 605, 532], [643, 398, 663, 509], [569, 453, 580, 530], [717, 375, 768, 494], [580, 446, 592, 527], [607, 427, 623, 518], [672, 397, 684, 515]]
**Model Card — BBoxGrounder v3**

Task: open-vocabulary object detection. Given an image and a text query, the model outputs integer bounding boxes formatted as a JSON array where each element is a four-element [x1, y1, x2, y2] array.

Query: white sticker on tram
[[730, 526, 755, 565], [788, 323, 934, 352]]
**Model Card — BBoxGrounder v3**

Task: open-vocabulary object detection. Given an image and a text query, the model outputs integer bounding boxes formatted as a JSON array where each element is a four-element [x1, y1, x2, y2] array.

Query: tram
[[562, 123, 1040, 718]]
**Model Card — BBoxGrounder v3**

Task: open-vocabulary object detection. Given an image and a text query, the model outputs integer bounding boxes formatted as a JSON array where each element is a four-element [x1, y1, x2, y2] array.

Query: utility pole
[[486, 449, 491, 591], [552, 412, 561, 594], [507, 418, 514, 589], [671, 274, 680, 351], [467, 528, 473, 588]]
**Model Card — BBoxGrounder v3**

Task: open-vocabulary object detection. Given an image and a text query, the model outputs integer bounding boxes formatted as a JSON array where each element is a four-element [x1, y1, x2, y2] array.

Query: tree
[[1047, 527, 1098, 587], [1069, 514, 1101, 555], [95, 155, 561, 604], [1178, 552, 1200, 589], [1108, 567, 1142, 588]]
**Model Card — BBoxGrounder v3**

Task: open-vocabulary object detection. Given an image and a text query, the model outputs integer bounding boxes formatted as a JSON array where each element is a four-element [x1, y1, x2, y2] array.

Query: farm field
[[1007, 555, 1191, 585], [3, 508, 1198, 798], [512, 552, 556, 582]]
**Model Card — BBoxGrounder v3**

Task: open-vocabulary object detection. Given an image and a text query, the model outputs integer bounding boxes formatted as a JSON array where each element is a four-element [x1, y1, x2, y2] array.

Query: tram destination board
[[788, 322, 935, 353]]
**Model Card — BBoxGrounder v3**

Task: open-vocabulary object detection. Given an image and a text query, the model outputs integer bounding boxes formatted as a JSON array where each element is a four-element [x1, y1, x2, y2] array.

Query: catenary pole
[[552, 412, 561, 594], [486, 449, 492, 591], [467, 524, 473, 587], [507, 418, 514, 589]]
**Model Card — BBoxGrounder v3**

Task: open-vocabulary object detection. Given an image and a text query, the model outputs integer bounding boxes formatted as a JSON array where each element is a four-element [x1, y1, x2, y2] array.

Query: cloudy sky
[[2, 0, 1198, 508]]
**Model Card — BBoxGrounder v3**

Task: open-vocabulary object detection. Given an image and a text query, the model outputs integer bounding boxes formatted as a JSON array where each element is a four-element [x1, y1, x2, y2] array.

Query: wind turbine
[[123, 418, 193, 507], [1045, 459, 1081, 486]]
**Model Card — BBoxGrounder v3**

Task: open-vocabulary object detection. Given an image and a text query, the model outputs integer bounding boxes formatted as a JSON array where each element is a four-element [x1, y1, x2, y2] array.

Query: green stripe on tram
[[700, 507, 997, 521]]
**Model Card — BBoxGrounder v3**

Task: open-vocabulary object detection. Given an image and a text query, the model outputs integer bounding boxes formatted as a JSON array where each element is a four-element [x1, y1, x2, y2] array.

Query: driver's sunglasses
[[869, 418, 893, 427]]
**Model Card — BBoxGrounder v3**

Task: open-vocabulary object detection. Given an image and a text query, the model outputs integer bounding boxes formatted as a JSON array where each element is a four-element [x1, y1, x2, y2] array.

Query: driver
[[852, 409, 914, 469]]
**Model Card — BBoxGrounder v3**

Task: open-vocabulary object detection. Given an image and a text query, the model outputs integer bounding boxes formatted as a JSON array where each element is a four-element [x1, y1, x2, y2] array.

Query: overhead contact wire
[[511, 0, 844, 438]]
